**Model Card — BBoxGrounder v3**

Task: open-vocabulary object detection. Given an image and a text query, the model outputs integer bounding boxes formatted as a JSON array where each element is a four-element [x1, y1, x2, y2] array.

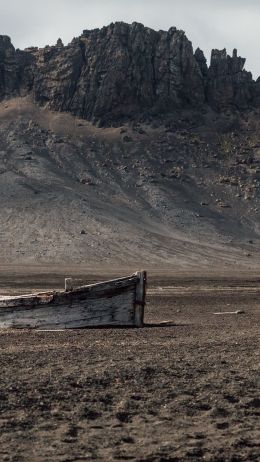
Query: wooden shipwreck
[[0, 271, 146, 330]]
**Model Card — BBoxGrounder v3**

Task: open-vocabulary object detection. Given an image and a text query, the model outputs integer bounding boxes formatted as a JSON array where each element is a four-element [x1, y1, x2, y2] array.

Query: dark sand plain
[[0, 266, 259, 462], [0, 81, 259, 462]]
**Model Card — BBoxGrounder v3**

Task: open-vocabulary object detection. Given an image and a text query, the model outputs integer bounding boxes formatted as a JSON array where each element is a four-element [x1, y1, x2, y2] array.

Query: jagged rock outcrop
[[0, 35, 34, 99], [30, 23, 206, 123], [253, 77, 260, 106], [0, 36, 20, 98], [0, 22, 259, 124], [30, 40, 84, 112], [194, 47, 208, 79], [207, 48, 254, 110]]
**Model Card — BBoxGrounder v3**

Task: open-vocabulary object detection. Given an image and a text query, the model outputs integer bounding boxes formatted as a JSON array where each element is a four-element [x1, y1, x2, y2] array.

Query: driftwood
[[214, 310, 245, 315], [0, 271, 147, 330]]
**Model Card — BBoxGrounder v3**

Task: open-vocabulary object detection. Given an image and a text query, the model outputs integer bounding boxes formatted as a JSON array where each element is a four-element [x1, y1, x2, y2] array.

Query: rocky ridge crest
[[0, 22, 259, 124]]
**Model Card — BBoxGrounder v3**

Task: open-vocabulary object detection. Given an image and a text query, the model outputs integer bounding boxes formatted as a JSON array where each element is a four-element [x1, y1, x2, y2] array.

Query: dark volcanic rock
[[0, 23, 259, 124], [207, 48, 254, 110], [0, 35, 34, 98], [31, 40, 84, 112], [253, 77, 260, 107], [31, 23, 205, 124], [194, 47, 208, 79], [0, 36, 19, 98]]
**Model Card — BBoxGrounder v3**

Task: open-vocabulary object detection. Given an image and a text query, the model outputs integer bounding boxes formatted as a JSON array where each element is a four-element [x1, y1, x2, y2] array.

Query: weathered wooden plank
[[0, 294, 54, 308], [134, 271, 147, 327], [214, 310, 245, 315], [0, 290, 136, 329], [65, 278, 73, 292], [0, 272, 146, 329], [0, 277, 138, 309], [68, 275, 139, 295]]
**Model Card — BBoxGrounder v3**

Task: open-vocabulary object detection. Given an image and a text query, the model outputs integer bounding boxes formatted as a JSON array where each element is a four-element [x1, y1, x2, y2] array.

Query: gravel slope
[[0, 97, 259, 269]]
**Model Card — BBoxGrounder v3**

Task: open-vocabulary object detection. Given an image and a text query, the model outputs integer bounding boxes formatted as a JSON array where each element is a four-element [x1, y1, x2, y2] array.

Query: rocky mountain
[[0, 22, 259, 125], [0, 23, 259, 268]]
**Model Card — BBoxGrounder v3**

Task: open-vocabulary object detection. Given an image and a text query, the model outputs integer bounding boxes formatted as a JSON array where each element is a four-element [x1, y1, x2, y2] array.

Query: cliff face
[[206, 48, 254, 110], [30, 23, 206, 123], [0, 22, 259, 124], [0, 36, 33, 98], [0, 36, 19, 98]]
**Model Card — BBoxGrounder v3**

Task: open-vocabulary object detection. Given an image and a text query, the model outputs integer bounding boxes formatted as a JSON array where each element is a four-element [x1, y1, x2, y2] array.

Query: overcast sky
[[0, 0, 259, 78]]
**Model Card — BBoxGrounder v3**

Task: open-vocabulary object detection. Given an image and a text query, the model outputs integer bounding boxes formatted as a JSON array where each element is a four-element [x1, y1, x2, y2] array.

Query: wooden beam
[[65, 278, 73, 292], [214, 310, 245, 315], [134, 271, 147, 327]]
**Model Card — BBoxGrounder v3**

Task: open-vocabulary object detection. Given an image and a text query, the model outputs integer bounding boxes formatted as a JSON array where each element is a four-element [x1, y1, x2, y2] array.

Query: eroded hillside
[[0, 97, 259, 267]]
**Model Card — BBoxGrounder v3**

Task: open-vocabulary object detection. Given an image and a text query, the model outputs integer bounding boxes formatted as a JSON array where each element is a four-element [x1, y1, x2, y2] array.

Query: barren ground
[[0, 267, 259, 462], [0, 98, 259, 269]]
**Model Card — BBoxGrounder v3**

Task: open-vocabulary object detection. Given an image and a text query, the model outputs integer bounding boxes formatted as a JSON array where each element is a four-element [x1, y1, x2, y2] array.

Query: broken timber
[[0, 271, 147, 330], [214, 310, 245, 315]]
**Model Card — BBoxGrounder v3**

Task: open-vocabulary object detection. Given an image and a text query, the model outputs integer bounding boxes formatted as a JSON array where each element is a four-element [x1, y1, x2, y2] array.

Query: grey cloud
[[0, 0, 259, 78]]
